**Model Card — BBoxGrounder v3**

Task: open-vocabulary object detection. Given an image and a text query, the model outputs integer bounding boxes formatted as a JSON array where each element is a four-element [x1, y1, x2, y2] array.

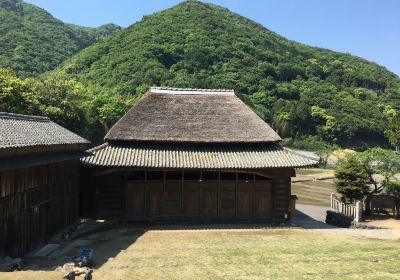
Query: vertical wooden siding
[[92, 170, 291, 221], [0, 159, 80, 257]]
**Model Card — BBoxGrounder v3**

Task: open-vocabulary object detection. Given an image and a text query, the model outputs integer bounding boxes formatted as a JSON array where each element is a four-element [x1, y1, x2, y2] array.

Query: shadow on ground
[[292, 208, 337, 229], [14, 224, 145, 272]]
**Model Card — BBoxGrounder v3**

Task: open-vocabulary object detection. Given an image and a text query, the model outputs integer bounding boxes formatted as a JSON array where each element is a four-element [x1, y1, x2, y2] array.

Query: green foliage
[[26, 71, 90, 136], [59, 0, 400, 148], [359, 148, 400, 182], [335, 153, 370, 203], [0, 0, 121, 77], [0, 68, 133, 143], [1, 0, 400, 148], [385, 179, 400, 213], [0, 68, 38, 113], [384, 106, 400, 147], [335, 148, 400, 205]]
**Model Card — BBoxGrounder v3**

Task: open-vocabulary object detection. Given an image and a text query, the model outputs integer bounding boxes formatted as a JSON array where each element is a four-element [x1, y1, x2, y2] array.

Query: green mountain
[[60, 0, 400, 148], [0, 0, 121, 77]]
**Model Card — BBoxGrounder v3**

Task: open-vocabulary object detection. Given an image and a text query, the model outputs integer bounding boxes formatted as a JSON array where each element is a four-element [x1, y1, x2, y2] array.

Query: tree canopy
[[335, 148, 400, 212], [0, 0, 399, 148], [60, 0, 400, 148], [0, 0, 121, 77]]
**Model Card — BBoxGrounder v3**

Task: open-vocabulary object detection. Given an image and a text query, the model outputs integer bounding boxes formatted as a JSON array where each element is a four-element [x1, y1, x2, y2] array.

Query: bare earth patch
[[366, 219, 400, 238]]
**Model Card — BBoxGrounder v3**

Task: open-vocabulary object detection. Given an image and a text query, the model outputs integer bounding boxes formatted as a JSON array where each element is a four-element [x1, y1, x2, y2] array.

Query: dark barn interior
[[81, 169, 292, 221]]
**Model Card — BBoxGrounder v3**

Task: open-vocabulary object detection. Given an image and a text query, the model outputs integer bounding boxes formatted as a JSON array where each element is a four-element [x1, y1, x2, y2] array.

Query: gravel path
[[293, 203, 399, 240]]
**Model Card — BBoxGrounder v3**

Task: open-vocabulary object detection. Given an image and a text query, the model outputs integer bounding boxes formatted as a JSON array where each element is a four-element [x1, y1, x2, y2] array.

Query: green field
[[4, 228, 400, 280], [292, 168, 336, 207], [91, 228, 400, 280]]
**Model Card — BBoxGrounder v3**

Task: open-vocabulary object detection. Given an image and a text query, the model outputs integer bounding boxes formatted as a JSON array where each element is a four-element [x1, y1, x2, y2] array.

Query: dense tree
[[0, 68, 134, 142], [0, 0, 121, 77], [384, 106, 400, 148], [59, 0, 400, 148], [1, 0, 400, 148], [0, 69, 38, 113], [335, 148, 400, 213], [335, 153, 370, 203]]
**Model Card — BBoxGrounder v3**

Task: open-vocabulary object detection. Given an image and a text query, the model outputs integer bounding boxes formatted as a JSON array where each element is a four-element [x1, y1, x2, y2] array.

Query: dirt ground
[[366, 219, 400, 238]]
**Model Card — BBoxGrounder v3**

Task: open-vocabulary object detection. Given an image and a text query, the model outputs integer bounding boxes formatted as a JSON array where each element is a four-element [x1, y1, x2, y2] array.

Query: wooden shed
[[0, 113, 89, 257], [81, 88, 317, 221]]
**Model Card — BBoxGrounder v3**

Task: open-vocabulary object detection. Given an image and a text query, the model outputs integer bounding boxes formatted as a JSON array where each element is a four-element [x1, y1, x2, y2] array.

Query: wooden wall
[[84, 170, 291, 221], [0, 159, 80, 257]]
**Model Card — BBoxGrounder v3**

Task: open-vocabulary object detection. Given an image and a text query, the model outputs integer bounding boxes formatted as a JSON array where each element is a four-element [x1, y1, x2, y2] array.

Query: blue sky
[[25, 0, 400, 76]]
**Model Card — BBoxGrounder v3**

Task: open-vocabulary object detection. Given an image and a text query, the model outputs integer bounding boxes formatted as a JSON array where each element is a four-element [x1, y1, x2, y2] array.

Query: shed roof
[[81, 143, 318, 169], [105, 87, 281, 144], [0, 112, 89, 149]]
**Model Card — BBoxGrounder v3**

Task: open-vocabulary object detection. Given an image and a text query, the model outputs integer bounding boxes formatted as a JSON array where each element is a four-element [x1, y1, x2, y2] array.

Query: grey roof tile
[[0, 112, 89, 149], [81, 143, 318, 169]]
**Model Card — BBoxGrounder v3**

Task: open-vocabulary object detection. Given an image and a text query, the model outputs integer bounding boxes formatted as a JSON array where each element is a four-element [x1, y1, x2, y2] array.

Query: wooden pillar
[[144, 170, 147, 216]]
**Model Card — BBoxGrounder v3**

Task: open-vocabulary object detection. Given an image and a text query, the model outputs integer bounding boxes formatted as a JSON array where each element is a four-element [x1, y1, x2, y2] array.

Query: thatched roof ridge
[[105, 88, 281, 143]]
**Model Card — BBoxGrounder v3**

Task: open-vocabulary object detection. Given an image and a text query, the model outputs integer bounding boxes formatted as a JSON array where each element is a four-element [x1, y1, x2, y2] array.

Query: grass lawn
[[292, 179, 336, 207], [292, 168, 336, 207], [2, 228, 400, 279], [97, 228, 400, 280], [295, 168, 335, 176]]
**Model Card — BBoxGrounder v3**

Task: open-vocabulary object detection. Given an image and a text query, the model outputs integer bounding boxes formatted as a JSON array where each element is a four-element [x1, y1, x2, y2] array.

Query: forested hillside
[[60, 0, 400, 148], [1, 0, 399, 148], [0, 0, 121, 77]]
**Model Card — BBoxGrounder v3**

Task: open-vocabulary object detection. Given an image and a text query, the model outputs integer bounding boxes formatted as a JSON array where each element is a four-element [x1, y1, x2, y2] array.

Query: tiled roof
[[105, 87, 282, 143], [0, 112, 89, 149], [81, 143, 318, 169]]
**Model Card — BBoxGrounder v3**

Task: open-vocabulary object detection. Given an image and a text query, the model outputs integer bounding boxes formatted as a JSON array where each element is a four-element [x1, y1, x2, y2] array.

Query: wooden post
[[355, 201, 362, 222]]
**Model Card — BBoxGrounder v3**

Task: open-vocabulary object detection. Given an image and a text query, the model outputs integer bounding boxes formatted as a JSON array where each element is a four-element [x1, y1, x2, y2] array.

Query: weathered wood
[[0, 159, 80, 257], [331, 193, 362, 222], [90, 170, 292, 220]]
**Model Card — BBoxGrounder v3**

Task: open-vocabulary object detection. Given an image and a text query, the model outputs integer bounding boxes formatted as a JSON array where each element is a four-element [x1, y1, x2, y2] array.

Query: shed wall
[[82, 170, 291, 221], [0, 159, 80, 257]]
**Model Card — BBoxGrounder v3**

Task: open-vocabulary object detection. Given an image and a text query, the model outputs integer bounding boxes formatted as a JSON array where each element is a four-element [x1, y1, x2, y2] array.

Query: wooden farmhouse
[[81, 88, 317, 221], [0, 113, 89, 257]]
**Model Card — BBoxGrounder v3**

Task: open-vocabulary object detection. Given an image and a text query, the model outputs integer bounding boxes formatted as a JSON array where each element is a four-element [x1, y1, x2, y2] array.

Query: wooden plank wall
[[90, 170, 291, 221], [0, 159, 80, 257]]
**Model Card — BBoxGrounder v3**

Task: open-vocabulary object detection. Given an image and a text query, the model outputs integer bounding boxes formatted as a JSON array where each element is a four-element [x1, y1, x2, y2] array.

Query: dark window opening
[[147, 171, 164, 180], [220, 172, 236, 180], [127, 170, 146, 180], [166, 171, 182, 180], [238, 173, 254, 181], [184, 171, 201, 181], [202, 172, 218, 181], [255, 174, 270, 180]]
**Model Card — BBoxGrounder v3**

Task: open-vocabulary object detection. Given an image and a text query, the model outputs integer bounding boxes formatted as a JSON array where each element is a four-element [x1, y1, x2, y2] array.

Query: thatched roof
[[81, 142, 318, 169], [105, 87, 281, 143], [0, 112, 89, 149]]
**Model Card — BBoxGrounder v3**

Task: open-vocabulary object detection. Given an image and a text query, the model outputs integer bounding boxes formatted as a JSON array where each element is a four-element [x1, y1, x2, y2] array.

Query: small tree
[[335, 153, 369, 203], [335, 148, 400, 214]]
